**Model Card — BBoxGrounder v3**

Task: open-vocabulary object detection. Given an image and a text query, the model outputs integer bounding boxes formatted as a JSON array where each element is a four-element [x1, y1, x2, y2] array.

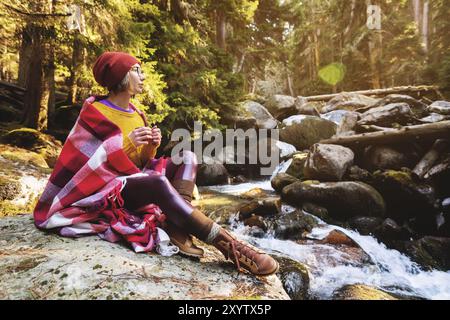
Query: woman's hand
[[128, 127, 153, 146], [150, 125, 162, 146]]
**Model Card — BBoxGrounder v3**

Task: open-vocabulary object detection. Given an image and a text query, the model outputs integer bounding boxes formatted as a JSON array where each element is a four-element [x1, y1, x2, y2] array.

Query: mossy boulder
[[348, 216, 384, 236], [197, 163, 229, 186], [358, 103, 414, 127], [0, 144, 51, 217], [428, 100, 450, 115], [266, 209, 318, 240], [265, 95, 296, 120], [390, 236, 450, 271], [2, 128, 62, 168], [275, 256, 310, 300], [294, 99, 321, 116], [271, 173, 299, 193], [238, 197, 281, 220], [239, 187, 273, 200], [282, 181, 386, 220], [321, 93, 378, 113], [0, 144, 48, 168], [372, 169, 440, 225], [424, 154, 450, 199], [243, 215, 268, 232], [302, 202, 330, 221], [194, 189, 249, 226], [333, 284, 398, 300], [369, 94, 428, 118], [343, 165, 373, 183], [241, 101, 278, 129], [363, 145, 420, 171], [279, 117, 337, 151], [373, 218, 414, 241], [285, 152, 308, 179], [303, 143, 354, 181]]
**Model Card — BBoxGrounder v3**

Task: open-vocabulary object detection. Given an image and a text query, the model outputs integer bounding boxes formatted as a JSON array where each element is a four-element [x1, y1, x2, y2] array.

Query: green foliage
[[1, 0, 449, 135], [139, 5, 245, 133]]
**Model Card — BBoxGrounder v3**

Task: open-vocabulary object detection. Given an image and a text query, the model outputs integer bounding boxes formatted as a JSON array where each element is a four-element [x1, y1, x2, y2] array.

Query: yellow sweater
[[93, 101, 158, 168]]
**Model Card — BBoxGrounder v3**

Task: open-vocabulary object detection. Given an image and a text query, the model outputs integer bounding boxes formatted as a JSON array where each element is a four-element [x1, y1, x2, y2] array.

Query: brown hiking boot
[[171, 180, 195, 204], [166, 221, 204, 258], [212, 228, 279, 276]]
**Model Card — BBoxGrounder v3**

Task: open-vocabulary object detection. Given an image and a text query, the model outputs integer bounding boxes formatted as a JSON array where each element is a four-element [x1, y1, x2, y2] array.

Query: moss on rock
[[2, 128, 62, 168], [275, 256, 310, 300], [333, 284, 398, 300], [0, 176, 21, 201]]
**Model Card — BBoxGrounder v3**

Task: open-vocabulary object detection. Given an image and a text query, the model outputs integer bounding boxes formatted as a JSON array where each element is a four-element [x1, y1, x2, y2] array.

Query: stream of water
[[205, 161, 450, 300]]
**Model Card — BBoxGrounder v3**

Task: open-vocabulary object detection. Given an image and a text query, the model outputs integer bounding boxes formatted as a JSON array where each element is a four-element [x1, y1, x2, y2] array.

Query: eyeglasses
[[131, 66, 144, 77]]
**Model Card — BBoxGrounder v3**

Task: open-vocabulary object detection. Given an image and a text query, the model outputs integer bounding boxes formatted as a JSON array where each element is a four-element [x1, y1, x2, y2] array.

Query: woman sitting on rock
[[33, 51, 278, 276]]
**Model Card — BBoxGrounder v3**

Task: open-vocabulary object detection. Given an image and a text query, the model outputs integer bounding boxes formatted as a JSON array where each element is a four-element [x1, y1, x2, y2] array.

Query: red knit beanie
[[92, 52, 140, 89]]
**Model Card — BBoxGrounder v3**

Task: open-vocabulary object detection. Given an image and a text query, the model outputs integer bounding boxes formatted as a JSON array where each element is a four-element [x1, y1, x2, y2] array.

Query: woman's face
[[128, 63, 145, 95]]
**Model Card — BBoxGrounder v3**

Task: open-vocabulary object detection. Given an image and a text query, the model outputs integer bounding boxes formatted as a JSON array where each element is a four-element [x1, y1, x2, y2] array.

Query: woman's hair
[[109, 72, 130, 93]]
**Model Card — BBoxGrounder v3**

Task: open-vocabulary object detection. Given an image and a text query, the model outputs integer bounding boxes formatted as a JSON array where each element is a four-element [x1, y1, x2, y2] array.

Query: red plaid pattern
[[33, 97, 165, 253]]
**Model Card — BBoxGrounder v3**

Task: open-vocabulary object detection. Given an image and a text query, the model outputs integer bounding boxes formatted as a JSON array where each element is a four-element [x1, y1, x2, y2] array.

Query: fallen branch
[[413, 139, 449, 178], [0, 81, 25, 94], [320, 120, 450, 147], [300, 85, 441, 102], [0, 81, 67, 108], [357, 124, 398, 133]]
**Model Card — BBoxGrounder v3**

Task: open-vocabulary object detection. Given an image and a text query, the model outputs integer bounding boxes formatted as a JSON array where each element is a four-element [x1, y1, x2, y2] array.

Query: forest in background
[[0, 0, 449, 137]]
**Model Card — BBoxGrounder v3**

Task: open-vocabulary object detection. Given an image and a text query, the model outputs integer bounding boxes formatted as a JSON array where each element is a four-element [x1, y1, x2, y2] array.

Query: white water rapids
[[205, 161, 450, 300]]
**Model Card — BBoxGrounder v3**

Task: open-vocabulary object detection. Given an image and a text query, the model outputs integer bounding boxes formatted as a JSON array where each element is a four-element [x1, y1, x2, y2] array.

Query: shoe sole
[[178, 250, 204, 258], [170, 239, 204, 258], [229, 259, 280, 276]]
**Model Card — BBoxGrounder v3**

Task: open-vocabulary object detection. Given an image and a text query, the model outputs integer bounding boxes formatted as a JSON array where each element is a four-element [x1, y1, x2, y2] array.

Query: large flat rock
[[0, 215, 289, 300]]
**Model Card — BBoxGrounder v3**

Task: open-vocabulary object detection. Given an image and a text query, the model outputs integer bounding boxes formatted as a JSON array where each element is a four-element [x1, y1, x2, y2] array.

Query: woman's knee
[[149, 174, 172, 190], [131, 174, 172, 192]]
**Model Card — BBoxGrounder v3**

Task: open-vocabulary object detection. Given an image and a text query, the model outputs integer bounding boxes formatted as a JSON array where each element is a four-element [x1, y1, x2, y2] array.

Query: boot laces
[[225, 236, 264, 272]]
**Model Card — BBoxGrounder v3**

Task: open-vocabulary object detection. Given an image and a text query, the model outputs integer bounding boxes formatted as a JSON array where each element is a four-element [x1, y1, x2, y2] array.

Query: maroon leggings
[[121, 151, 198, 228]]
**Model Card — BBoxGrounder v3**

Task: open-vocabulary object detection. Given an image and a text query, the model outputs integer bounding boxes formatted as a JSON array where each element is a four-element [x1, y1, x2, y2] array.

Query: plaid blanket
[[33, 96, 166, 253]]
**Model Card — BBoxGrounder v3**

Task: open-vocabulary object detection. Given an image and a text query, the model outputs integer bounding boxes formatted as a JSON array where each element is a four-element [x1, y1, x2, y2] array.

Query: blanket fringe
[[104, 182, 166, 252]]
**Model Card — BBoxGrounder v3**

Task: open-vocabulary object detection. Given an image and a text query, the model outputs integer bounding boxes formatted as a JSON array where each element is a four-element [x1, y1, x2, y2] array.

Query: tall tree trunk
[[366, 0, 382, 89], [157, 0, 169, 11], [68, 34, 85, 104], [18, 26, 33, 87], [422, 0, 429, 53], [22, 0, 53, 131], [413, 0, 421, 26], [313, 30, 320, 77], [344, 0, 356, 40], [47, 0, 57, 129], [233, 51, 246, 73], [284, 60, 294, 96], [216, 10, 226, 50], [47, 44, 55, 128], [308, 44, 314, 81], [68, 9, 86, 105], [368, 31, 383, 89], [170, 0, 187, 24], [0, 42, 6, 80], [251, 78, 256, 94], [287, 72, 295, 97], [22, 25, 50, 131]]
